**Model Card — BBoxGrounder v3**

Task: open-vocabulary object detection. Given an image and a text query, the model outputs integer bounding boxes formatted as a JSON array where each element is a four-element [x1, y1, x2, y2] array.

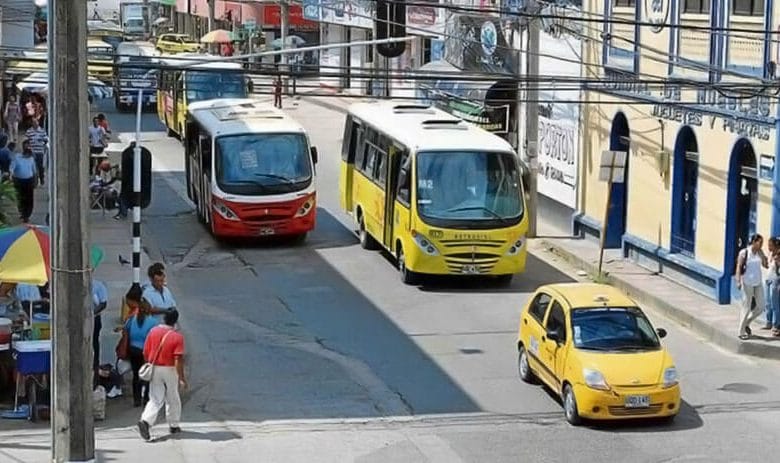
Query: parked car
[[156, 34, 202, 54]]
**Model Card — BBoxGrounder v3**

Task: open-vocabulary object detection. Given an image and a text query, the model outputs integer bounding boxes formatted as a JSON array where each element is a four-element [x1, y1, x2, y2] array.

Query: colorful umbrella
[[200, 29, 235, 44], [0, 225, 103, 285]]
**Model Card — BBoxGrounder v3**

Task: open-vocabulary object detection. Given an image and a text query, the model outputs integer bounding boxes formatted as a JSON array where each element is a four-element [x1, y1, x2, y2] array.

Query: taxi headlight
[[662, 367, 678, 388], [506, 233, 526, 256], [411, 230, 439, 256], [583, 368, 610, 391]]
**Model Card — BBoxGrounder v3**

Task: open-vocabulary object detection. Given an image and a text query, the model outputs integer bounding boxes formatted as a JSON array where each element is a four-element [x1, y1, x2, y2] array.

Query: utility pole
[[280, 0, 289, 94], [49, 0, 94, 460], [525, 0, 540, 238], [208, 0, 215, 32]]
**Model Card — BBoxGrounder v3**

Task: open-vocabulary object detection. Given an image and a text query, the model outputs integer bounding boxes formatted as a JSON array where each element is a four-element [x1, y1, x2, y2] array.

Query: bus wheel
[[495, 274, 513, 286], [291, 233, 307, 245], [358, 214, 378, 250], [398, 247, 420, 285]]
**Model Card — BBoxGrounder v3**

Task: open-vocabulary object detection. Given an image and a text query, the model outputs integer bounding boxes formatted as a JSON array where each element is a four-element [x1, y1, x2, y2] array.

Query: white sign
[[535, 14, 582, 209], [599, 150, 627, 183], [320, 0, 374, 29], [644, 0, 670, 34], [406, 1, 445, 37]]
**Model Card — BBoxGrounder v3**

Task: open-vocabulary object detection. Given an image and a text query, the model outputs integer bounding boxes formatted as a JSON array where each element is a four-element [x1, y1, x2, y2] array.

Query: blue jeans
[[767, 280, 780, 328]]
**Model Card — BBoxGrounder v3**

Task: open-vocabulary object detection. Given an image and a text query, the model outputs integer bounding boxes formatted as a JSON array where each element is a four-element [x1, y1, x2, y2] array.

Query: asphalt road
[[97, 96, 780, 462]]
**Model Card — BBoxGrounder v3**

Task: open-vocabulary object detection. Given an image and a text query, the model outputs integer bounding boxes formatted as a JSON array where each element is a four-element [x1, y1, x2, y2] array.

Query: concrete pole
[[280, 0, 289, 94], [525, 1, 540, 238], [208, 0, 215, 32], [49, 0, 94, 459]]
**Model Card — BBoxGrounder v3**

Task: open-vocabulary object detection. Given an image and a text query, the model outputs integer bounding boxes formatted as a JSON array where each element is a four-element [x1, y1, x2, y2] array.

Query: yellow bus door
[[339, 117, 362, 213], [383, 145, 406, 249]]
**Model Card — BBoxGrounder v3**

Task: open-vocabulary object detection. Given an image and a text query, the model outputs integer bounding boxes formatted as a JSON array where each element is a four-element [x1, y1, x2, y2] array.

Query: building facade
[[578, 0, 780, 303]]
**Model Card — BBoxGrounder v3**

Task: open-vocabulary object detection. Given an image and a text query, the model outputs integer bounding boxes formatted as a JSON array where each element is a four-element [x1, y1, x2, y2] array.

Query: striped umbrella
[[0, 225, 103, 285]]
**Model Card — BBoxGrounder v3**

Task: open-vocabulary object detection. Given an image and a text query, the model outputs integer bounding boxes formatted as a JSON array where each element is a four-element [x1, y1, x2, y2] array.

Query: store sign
[[303, 0, 321, 20], [444, 14, 517, 74], [417, 84, 510, 133], [263, 5, 319, 29], [644, 0, 670, 34], [319, 0, 374, 29], [598, 69, 775, 142], [406, 0, 445, 37]]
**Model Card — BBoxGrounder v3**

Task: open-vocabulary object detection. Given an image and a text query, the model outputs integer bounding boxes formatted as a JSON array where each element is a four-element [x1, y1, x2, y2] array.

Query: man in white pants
[[138, 309, 187, 440]]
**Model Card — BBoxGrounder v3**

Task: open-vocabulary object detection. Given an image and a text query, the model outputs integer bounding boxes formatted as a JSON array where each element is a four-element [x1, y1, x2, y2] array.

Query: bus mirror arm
[[310, 146, 318, 164]]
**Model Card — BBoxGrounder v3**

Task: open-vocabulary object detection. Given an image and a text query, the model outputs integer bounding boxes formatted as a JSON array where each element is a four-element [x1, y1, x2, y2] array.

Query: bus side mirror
[[310, 146, 318, 164]]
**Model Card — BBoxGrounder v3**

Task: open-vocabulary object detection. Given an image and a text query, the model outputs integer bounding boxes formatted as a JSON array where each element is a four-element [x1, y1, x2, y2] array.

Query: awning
[[415, 60, 516, 134]]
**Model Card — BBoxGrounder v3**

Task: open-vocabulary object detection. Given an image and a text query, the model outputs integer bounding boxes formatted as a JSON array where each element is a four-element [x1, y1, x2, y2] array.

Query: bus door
[[199, 135, 213, 222], [383, 144, 405, 248], [339, 116, 362, 212], [174, 73, 184, 133], [393, 149, 413, 245]]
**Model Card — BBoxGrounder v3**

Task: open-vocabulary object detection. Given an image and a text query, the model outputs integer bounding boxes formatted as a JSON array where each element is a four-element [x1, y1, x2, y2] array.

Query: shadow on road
[[152, 429, 242, 443]]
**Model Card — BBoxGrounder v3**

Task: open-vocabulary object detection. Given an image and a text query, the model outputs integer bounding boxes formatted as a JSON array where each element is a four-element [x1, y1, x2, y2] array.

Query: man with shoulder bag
[[137, 309, 186, 441]]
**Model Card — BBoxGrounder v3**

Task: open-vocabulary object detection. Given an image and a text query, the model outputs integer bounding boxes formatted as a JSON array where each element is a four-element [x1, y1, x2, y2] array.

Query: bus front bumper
[[211, 209, 316, 238], [405, 247, 527, 277]]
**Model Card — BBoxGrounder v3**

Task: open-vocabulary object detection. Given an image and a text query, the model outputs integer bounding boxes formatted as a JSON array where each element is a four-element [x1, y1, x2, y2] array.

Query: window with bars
[[683, 0, 711, 14], [613, 0, 635, 7], [731, 0, 764, 16]]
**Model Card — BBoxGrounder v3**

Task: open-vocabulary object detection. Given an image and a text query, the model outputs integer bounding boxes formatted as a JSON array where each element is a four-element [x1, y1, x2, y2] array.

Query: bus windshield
[[215, 133, 312, 195], [415, 150, 524, 228], [89, 47, 114, 62], [186, 71, 246, 101]]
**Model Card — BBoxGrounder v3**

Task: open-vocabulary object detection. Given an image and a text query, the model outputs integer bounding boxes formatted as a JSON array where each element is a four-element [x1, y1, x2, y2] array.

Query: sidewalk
[[295, 91, 780, 361]]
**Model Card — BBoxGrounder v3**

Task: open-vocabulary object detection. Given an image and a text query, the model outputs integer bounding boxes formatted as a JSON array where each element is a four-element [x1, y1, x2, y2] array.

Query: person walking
[[137, 309, 186, 440], [4, 95, 21, 143], [737, 233, 769, 340], [124, 287, 158, 407], [764, 237, 779, 330], [25, 118, 48, 186], [768, 249, 780, 337], [0, 135, 12, 175], [91, 278, 108, 373], [89, 117, 108, 155], [9, 140, 37, 223]]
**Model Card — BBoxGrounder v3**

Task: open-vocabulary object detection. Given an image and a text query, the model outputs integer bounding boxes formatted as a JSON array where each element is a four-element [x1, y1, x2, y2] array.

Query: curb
[[534, 239, 780, 361]]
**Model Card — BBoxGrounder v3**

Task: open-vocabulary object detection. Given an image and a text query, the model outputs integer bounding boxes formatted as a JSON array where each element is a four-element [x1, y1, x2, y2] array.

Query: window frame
[[528, 292, 552, 324], [612, 0, 635, 7], [396, 150, 412, 206], [545, 301, 567, 344], [730, 0, 764, 16], [682, 0, 711, 14]]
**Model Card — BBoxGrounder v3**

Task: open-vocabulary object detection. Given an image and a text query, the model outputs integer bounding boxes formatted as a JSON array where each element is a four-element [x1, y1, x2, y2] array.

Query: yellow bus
[[339, 101, 528, 285], [156, 54, 248, 139], [87, 39, 115, 82]]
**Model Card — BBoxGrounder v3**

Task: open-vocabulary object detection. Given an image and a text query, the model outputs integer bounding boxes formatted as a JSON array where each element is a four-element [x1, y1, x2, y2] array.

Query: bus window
[[364, 145, 377, 178], [342, 117, 362, 163], [396, 151, 411, 205], [199, 135, 212, 176], [375, 150, 387, 185]]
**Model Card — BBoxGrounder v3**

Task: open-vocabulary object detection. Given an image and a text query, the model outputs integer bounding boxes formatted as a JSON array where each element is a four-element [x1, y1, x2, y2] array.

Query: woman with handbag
[[122, 288, 158, 407]]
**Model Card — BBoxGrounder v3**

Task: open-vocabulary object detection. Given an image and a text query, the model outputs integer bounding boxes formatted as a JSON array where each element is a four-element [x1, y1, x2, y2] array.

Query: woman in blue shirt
[[124, 289, 159, 407], [9, 140, 37, 223]]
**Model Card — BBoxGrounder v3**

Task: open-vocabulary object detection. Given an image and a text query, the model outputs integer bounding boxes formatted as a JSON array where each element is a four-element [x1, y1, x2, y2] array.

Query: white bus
[[185, 98, 319, 240]]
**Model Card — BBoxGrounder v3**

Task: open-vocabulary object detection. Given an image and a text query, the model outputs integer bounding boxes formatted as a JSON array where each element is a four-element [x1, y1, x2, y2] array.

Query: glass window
[[545, 302, 567, 343], [364, 145, 377, 176], [570, 307, 662, 351], [186, 71, 247, 101], [682, 0, 710, 13], [731, 0, 764, 15], [375, 150, 387, 184], [528, 293, 551, 324], [613, 0, 635, 7], [415, 150, 524, 228], [396, 152, 411, 204], [215, 133, 312, 195]]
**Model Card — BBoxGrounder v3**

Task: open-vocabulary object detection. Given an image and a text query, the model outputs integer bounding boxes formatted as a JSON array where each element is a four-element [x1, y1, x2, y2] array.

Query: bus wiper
[[444, 206, 508, 223], [254, 173, 295, 184]]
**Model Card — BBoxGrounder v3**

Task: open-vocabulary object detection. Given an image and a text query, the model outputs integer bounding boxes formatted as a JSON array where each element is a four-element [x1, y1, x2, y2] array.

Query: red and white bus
[[185, 98, 318, 240]]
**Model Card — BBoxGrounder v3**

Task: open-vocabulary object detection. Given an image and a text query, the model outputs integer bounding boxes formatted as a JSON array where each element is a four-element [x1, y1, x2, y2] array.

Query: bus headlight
[[213, 200, 239, 221], [506, 234, 526, 256], [411, 230, 439, 256], [294, 197, 315, 217]]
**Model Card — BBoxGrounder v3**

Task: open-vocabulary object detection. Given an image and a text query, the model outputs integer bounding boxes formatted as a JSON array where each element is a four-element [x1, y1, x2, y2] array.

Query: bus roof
[[157, 54, 244, 71], [188, 98, 307, 138], [116, 41, 159, 61], [347, 101, 515, 153]]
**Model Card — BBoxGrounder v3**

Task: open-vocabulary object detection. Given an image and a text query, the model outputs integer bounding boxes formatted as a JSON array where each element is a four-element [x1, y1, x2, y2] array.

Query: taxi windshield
[[570, 307, 661, 352]]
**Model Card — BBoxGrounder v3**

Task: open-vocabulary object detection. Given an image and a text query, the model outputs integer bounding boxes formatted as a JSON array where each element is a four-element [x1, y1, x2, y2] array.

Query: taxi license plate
[[259, 227, 275, 236], [624, 395, 650, 408], [461, 265, 479, 274]]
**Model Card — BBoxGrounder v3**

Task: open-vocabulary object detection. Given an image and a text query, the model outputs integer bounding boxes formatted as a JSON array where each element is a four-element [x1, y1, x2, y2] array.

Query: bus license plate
[[259, 227, 275, 236], [461, 265, 479, 274], [624, 395, 650, 408]]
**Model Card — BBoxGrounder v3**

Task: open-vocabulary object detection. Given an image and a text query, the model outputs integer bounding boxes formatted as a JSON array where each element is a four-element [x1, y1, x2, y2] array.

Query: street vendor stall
[[0, 225, 103, 421]]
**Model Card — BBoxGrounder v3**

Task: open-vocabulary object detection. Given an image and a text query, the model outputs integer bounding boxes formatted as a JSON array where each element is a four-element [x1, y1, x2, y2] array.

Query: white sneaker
[[107, 386, 123, 398]]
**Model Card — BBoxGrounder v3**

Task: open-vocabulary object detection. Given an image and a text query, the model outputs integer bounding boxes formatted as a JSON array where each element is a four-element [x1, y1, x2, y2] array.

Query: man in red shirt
[[137, 310, 186, 440]]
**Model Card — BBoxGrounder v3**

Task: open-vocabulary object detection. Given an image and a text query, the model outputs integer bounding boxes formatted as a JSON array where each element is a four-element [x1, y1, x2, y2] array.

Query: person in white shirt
[[89, 117, 107, 154], [736, 233, 769, 339]]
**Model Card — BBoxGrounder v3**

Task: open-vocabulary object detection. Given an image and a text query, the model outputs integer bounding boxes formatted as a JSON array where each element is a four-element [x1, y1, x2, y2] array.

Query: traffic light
[[375, 0, 406, 58], [120, 144, 152, 209]]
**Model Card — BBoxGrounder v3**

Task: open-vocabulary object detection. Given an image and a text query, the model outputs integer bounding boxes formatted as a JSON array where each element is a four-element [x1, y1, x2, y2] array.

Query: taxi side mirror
[[310, 146, 318, 164], [656, 328, 667, 339], [546, 328, 561, 343]]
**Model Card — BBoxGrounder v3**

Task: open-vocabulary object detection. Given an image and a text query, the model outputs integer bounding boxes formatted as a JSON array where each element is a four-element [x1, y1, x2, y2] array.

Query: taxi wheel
[[517, 346, 536, 383], [563, 384, 582, 426]]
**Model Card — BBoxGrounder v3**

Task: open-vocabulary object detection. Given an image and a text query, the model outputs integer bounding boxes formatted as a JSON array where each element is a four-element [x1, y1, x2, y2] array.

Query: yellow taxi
[[156, 34, 202, 54], [516, 283, 680, 425]]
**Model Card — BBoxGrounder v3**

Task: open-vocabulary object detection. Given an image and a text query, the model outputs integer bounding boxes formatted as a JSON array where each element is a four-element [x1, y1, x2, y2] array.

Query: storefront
[[262, 4, 320, 73], [577, 69, 778, 304]]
